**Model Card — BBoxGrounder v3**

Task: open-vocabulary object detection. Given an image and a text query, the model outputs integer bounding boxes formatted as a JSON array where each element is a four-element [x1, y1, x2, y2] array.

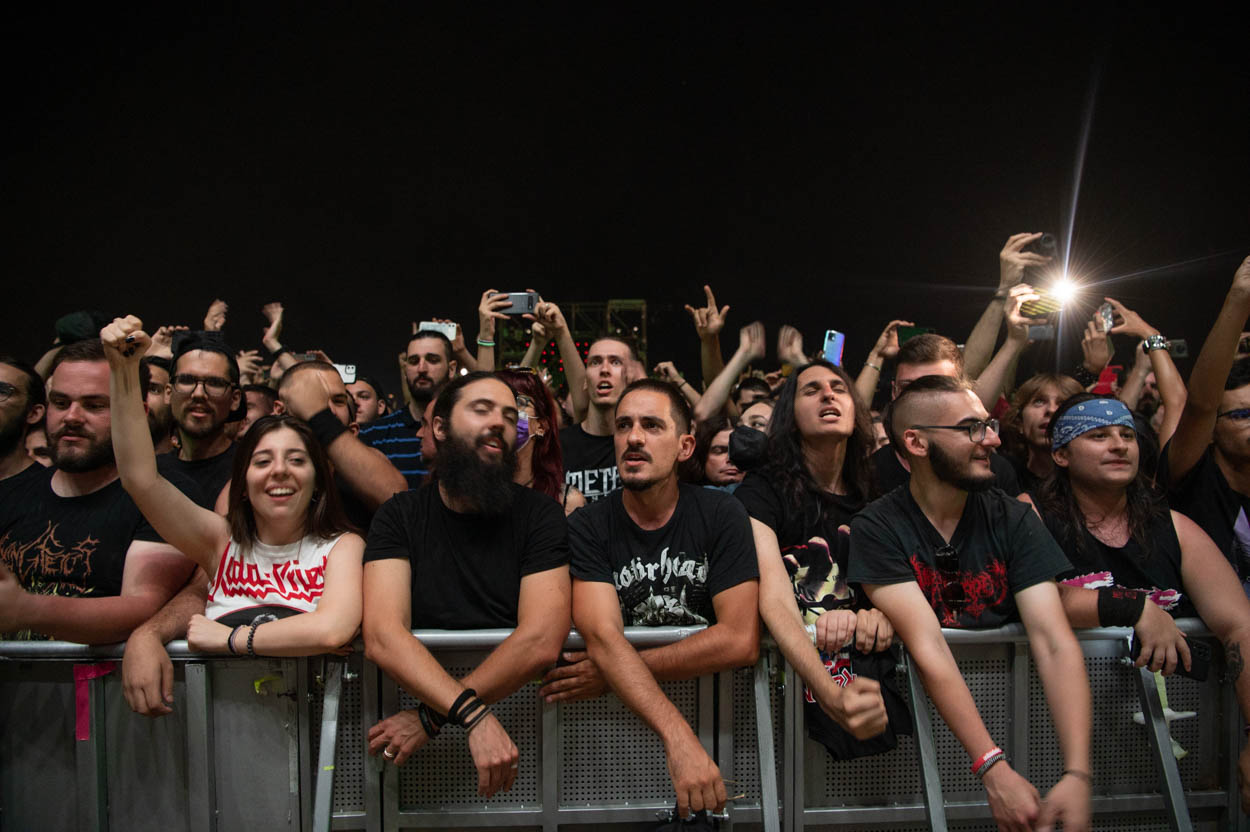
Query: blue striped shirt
[[359, 407, 425, 489]]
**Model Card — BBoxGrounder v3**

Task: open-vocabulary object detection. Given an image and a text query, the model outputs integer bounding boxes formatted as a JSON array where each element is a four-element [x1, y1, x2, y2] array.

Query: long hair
[[1034, 393, 1168, 560], [1000, 373, 1084, 463], [762, 360, 875, 523], [681, 415, 733, 484], [227, 414, 354, 548], [496, 369, 564, 502]]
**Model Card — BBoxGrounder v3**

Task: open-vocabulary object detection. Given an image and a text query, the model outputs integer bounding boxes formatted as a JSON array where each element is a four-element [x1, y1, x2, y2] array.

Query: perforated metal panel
[[804, 666, 923, 805], [397, 660, 541, 809], [306, 659, 367, 815], [1027, 653, 1208, 795], [559, 678, 698, 804], [731, 665, 783, 805]]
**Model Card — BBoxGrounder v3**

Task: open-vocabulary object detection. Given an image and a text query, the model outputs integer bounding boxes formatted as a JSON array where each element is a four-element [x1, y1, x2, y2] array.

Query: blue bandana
[[1051, 398, 1135, 450]]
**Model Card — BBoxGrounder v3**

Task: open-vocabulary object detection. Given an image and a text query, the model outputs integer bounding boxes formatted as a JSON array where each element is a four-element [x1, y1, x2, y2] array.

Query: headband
[[1051, 398, 1135, 450]]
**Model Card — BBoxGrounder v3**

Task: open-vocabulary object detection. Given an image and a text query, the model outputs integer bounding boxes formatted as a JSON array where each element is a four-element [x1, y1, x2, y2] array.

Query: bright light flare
[[1050, 276, 1079, 307]]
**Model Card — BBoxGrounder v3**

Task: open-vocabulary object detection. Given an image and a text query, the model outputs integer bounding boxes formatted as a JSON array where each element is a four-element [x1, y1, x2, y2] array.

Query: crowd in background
[[4, 235, 1250, 829]]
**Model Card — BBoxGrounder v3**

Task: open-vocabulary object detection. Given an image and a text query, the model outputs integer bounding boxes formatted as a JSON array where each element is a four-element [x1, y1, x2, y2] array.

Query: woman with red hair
[[496, 369, 586, 516]]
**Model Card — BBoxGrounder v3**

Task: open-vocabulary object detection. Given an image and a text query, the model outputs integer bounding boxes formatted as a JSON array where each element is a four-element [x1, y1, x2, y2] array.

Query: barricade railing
[[1, 620, 1243, 831]]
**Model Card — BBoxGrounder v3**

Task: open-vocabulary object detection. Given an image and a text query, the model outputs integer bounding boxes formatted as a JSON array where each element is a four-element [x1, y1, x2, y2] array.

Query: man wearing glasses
[[0, 357, 45, 484], [1160, 255, 1250, 593], [161, 335, 243, 503], [849, 375, 1092, 832]]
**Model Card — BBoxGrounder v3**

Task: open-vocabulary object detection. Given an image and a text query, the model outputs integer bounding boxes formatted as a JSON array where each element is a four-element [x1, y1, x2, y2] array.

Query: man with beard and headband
[[362, 371, 571, 797], [849, 375, 1092, 832], [0, 356, 46, 485], [139, 355, 176, 453], [560, 336, 636, 502], [545, 379, 759, 820], [160, 334, 243, 503], [359, 329, 457, 489], [0, 339, 201, 642]]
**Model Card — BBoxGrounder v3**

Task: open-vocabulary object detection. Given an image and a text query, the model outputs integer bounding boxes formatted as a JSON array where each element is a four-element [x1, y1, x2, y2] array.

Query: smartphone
[[333, 363, 357, 384], [1028, 325, 1056, 341], [417, 321, 458, 341], [1098, 303, 1116, 333], [1129, 632, 1210, 681], [897, 325, 935, 344], [1019, 289, 1063, 319], [1167, 339, 1189, 359], [291, 352, 318, 362], [500, 291, 538, 316], [822, 330, 846, 366]]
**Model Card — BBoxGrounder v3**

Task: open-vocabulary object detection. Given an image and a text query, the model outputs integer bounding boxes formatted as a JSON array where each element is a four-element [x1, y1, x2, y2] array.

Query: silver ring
[[383, 748, 396, 759], [510, 763, 519, 770]]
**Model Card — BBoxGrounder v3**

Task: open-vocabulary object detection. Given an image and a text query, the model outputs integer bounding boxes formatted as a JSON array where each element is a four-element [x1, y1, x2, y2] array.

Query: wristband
[[972, 746, 1004, 777], [464, 704, 492, 733], [1097, 586, 1147, 627], [1071, 364, 1100, 388], [227, 625, 245, 655], [476, 338, 496, 347], [1062, 769, 1093, 784], [247, 614, 278, 658], [993, 289, 1010, 301], [417, 703, 441, 738], [307, 408, 349, 449], [446, 689, 479, 726], [268, 345, 287, 360]]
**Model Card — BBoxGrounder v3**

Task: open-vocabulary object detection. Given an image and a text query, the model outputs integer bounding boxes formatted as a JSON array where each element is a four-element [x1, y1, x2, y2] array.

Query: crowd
[[2, 234, 1250, 830]]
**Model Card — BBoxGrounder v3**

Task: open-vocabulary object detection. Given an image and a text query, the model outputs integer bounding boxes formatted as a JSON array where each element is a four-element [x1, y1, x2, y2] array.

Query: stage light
[[1050, 276, 1078, 306]]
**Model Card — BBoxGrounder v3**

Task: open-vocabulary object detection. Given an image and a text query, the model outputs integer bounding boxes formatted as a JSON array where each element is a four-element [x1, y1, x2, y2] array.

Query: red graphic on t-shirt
[[909, 553, 1009, 626], [804, 654, 857, 703], [218, 557, 325, 604]]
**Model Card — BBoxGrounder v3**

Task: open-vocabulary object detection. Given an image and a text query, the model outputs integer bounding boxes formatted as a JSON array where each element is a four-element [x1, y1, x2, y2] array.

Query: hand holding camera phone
[[1129, 631, 1210, 681]]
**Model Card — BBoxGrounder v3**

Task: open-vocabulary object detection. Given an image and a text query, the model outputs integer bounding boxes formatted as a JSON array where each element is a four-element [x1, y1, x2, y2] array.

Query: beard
[[408, 375, 445, 409], [175, 400, 228, 440], [928, 441, 995, 492], [435, 430, 518, 516], [148, 405, 175, 446], [0, 410, 25, 459], [48, 424, 115, 473]]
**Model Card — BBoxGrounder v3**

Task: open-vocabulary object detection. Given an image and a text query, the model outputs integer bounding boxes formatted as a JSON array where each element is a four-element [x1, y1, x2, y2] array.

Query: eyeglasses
[[933, 544, 967, 613], [172, 374, 234, 396], [1217, 408, 1250, 421], [0, 381, 17, 403], [911, 418, 999, 443], [515, 394, 535, 411]]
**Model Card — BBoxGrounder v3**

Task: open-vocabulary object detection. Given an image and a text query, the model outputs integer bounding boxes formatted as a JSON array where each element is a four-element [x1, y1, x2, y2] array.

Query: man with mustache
[[547, 379, 762, 820], [0, 356, 45, 484], [359, 329, 457, 489], [0, 339, 200, 642], [139, 355, 176, 453], [560, 336, 636, 502], [160, 335, 243, 503], [850, 375, 1091, 832], [362, 371, 571, 799]]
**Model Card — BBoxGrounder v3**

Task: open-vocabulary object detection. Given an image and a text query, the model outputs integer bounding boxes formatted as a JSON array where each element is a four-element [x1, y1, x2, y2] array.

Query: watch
[[1143, 334, 1168, 352]]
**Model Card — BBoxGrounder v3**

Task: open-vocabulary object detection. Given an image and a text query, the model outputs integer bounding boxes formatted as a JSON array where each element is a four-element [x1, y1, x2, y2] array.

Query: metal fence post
[[1135, 665, 1194, 832], [752, 651, 781, 832], [904, 651, 948, 832], [313, 659, 344, 832], [185, 662, 217, 832]]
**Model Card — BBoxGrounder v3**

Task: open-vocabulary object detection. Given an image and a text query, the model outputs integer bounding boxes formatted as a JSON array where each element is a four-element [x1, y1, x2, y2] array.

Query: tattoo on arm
[[1225, 640, 1244, 684]]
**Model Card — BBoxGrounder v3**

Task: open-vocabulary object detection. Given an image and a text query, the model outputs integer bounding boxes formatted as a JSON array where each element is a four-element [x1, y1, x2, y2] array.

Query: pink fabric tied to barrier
[[74, 662, 116, 741]]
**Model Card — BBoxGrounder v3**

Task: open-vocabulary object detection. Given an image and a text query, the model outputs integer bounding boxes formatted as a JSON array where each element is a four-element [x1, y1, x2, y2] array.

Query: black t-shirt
[[569, 483, 758, 626], [848, 486, 1070, 628], [736, 472, 912, 760], [871, 445, 1020, 498], [363, 482, 569, 629], [560, 425, 619, 502], [159, 444, 236, 508], [0, 465, 202, 638], [1039, 505, 1196, 618], [1158, 441, 1248, 577], [1006, 454, 1044, 498]]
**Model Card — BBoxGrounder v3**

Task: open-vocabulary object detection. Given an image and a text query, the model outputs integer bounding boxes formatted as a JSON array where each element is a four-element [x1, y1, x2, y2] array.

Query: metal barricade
[[1, 620, 1245, 831]]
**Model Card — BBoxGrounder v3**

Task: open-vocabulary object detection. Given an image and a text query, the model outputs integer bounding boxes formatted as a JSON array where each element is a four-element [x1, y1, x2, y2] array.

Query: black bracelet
[[1097, 586, 1147, 627], [1072, 363, 1100, 388], [307, 408, 349, 449], [268, 345, 287, 360], [446, 689, 478, 726], [417, 704, 441, 738], [227, 625, 245, 655], [247, 614, 278, 658], [464, 703, 492, 733], [1062, 769, 1093, 784]]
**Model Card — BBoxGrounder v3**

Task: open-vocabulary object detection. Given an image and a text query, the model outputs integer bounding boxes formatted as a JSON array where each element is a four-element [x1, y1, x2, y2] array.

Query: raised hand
[[1005, 284, 1044, 343], [999, 232, 1053, 290], [432, 318, 466, 354], [869, 319, 915, 361], [479, 289, 512, 323], [652, 361, 683, 383], [684, 284, 730, 340], [261, 302, 285, 351], [1231, 254, 1250, 300], [237, 350, 262, 384], [1080, 320, 1113, 374], [739, 321, 766, 362], [530, 300, 569, 334], [148, 325, 189, 359], [777, 325, 807, 366], [1103, 297, 1159, 340], [203, 299, 228, 332], [100, 316, 151, 365]]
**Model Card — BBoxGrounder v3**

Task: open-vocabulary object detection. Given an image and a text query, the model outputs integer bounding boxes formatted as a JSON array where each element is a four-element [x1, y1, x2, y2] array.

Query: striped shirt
[[358, 407, 424, 489]]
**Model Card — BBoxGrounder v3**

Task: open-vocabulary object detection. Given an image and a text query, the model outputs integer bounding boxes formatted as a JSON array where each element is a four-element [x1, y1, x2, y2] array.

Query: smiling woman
[[100, 315, 365, 659]]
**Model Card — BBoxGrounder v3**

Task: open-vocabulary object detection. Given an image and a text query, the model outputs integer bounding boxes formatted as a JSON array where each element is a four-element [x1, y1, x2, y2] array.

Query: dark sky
[[4, 6, 1247, 396]]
